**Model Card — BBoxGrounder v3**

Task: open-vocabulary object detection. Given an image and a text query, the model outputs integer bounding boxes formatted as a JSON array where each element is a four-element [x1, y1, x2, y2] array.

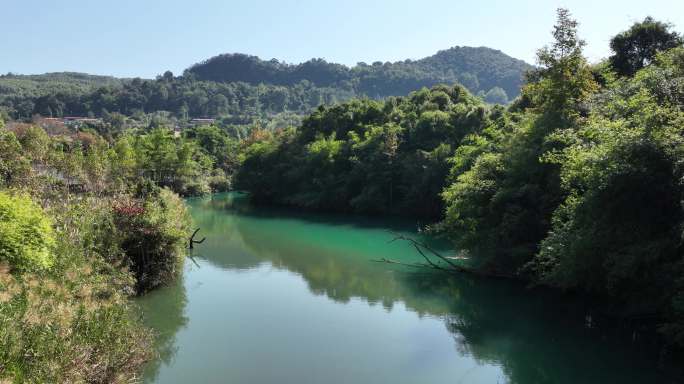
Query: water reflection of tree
[[402, 272, 671, 384], [191, 193, 676, 384], [137, 263, 189, 383]]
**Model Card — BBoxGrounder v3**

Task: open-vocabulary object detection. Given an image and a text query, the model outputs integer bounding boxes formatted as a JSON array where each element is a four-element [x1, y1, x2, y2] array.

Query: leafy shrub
[[208, 169, 232, 192], [0, 192, 55, 271], [0, 196, 153, 383], [175, 178, 211, 197], [108, 188, 191, 292]]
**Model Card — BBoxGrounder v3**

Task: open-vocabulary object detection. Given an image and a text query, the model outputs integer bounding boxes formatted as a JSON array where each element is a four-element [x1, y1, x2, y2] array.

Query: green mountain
[[186, 46, 532, 100], [0, 46, 532, 122]]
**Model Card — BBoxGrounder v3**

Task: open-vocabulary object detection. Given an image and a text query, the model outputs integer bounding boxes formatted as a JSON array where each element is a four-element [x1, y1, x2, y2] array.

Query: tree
[[184, 125, 239, 173], [528, 47, 684, 345], [162, 70, 174, 81], [525, 8, 597, 120], [442, 9, 598, 274], [484, 87, 508, 104], [609, 17, 683, 77], [0, 127, 30, 186], [236, 85, 485, 218]]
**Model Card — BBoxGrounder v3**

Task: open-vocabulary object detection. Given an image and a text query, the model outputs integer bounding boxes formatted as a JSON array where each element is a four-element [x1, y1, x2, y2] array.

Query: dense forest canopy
[[0, 46, 531, 125], [235, 84, 490, 219], [0, 73, 350, 129], [0, 72, 124, 96]]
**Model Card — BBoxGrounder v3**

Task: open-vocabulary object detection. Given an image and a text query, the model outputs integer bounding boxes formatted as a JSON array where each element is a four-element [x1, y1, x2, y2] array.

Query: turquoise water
[[138, 192, 677, 383]]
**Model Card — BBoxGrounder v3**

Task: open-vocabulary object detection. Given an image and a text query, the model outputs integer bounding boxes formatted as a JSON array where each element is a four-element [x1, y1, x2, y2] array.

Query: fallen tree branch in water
[[371, 258, 432, 269], [388, 232, 473, 273], [189, 228, 206, 249], [376, 232, 514, 279]]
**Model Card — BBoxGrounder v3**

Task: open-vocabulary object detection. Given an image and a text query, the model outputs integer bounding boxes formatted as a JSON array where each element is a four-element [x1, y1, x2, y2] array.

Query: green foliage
[[483, 86, 509, 104], [0, 119, 233, 197], [104, 187, 191, 292], [528, 47, 684, 342], [183, 124, 240, 175], [187, 47, 531, 100], [0, 112, 197, 381], [439, 12, 684, 347], [0, 72, 353, 124], [0, 196, 153, 383], [236, 84, 488, 218], [92, 125, 237, 196], [0, 192, 55, 271], [609, 17, 683, 77], [0, 128, 31, 186], [0, 47, 531, 124], [129, 127, 213, 195], [442, 9, 597, 274], [525, 8, 598, 120]]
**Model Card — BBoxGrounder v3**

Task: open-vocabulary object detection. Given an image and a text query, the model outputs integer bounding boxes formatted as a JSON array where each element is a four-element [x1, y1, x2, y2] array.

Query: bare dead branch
[[387, 231, 475, 274], [189, 228, 206, 249], [412, 243, 450, 271], [371, 258, 435, 269]]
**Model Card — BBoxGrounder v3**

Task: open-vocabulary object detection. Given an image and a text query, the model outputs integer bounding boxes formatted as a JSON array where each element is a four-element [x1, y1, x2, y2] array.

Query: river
[[137, 192, 677, 383]]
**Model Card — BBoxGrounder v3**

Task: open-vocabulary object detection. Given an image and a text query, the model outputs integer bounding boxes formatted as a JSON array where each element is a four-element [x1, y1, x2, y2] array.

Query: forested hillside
[[0, 72, 351, 128], [0, 46, 530, 124], [186, 46, 531, 100]]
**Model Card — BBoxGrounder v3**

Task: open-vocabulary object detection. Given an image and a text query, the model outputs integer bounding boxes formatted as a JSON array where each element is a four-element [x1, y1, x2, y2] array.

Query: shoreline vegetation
[[234, 9, 684, 355], [0, 117, 198, 381], [1, 8, 684, 382]]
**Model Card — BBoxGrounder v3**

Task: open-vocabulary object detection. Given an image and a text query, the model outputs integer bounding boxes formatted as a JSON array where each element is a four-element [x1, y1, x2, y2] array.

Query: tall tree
[[442, 8, 597, 274], [609, 17, 683, 77], [524, 8, 597, 121]]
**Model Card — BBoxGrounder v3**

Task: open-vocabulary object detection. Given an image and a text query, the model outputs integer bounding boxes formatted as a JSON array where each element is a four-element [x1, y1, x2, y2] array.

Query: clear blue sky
[[2, 0, 683, 78]]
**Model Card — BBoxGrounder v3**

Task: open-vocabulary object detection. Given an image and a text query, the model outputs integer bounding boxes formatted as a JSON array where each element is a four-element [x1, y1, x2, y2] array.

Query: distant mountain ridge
[[186, 46, 533, 101], [0, 72, 124, 97], [0, 46, 532, 122]]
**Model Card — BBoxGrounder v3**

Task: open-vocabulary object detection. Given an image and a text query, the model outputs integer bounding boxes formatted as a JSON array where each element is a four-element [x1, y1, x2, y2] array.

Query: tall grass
[[0, 189, 189, 382]]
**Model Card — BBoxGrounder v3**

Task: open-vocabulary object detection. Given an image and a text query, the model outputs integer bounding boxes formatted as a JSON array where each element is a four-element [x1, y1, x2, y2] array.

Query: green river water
[[137, 192, 678, 384]]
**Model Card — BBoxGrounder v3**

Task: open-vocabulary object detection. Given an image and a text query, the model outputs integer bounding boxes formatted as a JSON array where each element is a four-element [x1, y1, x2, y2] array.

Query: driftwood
[[188, 228, 206, 249], [371, 258, 434, 269], [373, 232, 480, 275], [376, 232, 513, 279]]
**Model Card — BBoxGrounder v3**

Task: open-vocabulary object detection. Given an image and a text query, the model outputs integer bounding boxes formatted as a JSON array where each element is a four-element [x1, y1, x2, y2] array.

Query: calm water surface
[[138, 192, 678, 384]]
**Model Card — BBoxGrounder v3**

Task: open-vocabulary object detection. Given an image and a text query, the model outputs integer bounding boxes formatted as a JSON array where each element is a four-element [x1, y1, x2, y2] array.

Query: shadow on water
[[143, 192, 682, 384], [136, 262, 190, 382], [404, 272, 682, 383], [190, 191, 446, 244]]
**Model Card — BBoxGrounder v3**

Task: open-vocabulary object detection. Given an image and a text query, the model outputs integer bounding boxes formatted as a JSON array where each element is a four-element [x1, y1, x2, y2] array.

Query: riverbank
[[0, 188, 190, 382], [0, 119, 193, 382]]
